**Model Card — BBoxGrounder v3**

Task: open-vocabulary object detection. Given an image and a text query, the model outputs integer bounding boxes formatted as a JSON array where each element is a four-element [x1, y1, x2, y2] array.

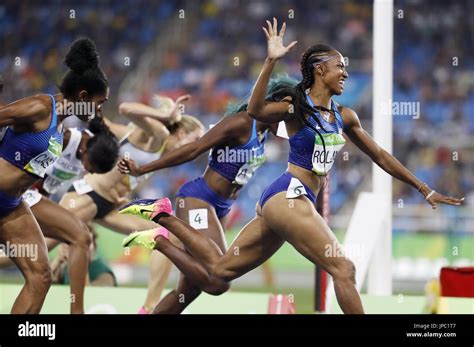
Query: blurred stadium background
[[0, 0, 472, 313]]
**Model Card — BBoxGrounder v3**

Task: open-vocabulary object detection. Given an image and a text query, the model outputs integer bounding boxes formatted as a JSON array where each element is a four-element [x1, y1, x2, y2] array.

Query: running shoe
[[122, 227, 170, 250], [119, 197, 172, 221]]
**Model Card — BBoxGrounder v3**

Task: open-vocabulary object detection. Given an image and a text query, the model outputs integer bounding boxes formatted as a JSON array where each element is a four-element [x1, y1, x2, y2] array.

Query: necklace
[[320, 110, 331, 122]]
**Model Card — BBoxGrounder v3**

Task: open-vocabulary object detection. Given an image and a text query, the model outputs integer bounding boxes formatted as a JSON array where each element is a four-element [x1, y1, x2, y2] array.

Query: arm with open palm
[[247, 18, 298, 122]]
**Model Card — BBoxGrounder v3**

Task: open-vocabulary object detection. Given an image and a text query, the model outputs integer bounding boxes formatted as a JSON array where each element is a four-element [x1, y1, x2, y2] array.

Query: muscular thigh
[[0, 203, 49, 270], [175, 197, 227, 253], [261, 192, 342, 271], [216, 215, 284, 280], [32, 197, 87, 243]]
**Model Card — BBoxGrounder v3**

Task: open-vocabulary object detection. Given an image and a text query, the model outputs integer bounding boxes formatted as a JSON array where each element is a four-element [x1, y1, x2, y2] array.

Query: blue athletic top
[[288, 95, 346, 175], [208, 119, 267, 185], [0, 94, 63, 178]]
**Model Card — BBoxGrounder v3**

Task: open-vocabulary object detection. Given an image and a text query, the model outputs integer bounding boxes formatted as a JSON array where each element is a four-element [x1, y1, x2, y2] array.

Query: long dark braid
[[272, 44, 337, 174]]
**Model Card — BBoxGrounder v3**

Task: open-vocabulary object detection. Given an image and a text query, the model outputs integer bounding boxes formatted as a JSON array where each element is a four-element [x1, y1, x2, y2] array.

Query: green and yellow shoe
[[119, 198, 173, 221], [122, 227, 170, 250]]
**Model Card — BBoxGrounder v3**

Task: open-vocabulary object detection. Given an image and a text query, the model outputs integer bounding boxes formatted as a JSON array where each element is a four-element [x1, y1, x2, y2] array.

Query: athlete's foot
[[119, 198, 173, 221], [122, 227, 170, 250]]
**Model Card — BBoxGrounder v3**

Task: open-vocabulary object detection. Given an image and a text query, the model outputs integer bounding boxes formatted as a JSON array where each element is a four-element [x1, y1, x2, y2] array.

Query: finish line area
[[1, 284, 472, 314]]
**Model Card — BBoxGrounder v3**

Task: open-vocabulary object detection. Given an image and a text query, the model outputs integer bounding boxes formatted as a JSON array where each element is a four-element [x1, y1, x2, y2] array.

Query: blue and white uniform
[[177, 119, 267, 218], [0, 95, 63, 216], [22, 127, 87, 207], [259, 97, 346, 208]]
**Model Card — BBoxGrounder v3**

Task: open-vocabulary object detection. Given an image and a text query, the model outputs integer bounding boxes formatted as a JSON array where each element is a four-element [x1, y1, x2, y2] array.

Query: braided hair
[[272, 44, 338, 174]]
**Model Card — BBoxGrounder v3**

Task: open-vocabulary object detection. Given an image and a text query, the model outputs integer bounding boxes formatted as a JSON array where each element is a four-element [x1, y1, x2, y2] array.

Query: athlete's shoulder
[[7, 94, 53, 124], [337, 105, 360, 128]]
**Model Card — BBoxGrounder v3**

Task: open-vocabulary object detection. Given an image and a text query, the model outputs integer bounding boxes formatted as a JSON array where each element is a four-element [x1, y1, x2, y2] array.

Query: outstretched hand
[[263, 17, 297, 60], [117, 157, 141, 176], [423, 188, 465, 209]]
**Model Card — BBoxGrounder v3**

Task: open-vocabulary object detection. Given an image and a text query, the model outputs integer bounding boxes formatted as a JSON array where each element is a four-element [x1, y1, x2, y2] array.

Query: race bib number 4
[[312, 133, 345, 175], [189, 209, 208, 230]]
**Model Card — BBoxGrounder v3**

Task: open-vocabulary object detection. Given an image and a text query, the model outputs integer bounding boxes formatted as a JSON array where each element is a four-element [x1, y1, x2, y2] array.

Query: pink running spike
[[151, 197, 173, 220], [154, 226, 170, 241]]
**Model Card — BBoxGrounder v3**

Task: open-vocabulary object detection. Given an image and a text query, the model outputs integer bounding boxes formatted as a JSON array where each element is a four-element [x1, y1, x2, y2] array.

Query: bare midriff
[[0, 158, 39, 197], [202, 167, 243, 201]]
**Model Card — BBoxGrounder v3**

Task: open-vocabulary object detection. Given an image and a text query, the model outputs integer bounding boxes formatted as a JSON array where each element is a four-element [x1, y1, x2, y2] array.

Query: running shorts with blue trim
[[0, 190, 22, 217], [176, 177, 234, 219], [258, 171, 317, 208]]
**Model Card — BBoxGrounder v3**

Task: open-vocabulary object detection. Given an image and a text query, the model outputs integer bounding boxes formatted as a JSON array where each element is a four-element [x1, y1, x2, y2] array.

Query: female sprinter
[[117, 76, 298, 314], [58, 95, 204, 313], [0, 37, 109, 313], [21, 116, 118, 313], [121, 19, 464, 314]]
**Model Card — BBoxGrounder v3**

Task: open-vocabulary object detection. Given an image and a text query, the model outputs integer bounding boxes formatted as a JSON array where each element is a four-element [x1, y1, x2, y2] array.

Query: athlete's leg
[[97, 210, 176, 311], [162, 198, 229, 287], [32, 197, 91, 314], [140, 250, 174, 312], [0, 238, 62, 268], [44, 237, 61, 251], [261, 192, 364, 314], [151, 198, 230, 314], [212, 214, 285, 282], [0, 203, 52, 314], [97, 210, 160, 235], [155, 213, 285, 284], [152, 274, 202, 314]]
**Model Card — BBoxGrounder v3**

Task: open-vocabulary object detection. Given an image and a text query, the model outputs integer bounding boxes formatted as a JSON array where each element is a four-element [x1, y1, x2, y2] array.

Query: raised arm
[[342, 107, 464, 209], [248, 18, 297, 123], [118, 94, 190, 137], [117, 113, 249, 176], [0, 94, 51, 128]]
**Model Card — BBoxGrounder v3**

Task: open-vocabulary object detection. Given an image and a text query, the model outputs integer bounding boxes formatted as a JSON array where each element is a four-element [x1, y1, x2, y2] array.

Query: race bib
[[73, 179, 94, 195], [23, 136, 62, 178], [189, 209, 208, 230], [286, 177, 308, 199], [311, 132, 345, 175], [22, 189, 42, 208], [233, 154, 266, 185]]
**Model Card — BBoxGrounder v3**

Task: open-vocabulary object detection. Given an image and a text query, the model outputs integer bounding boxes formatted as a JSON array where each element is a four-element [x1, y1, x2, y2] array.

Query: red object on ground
[[440, 267, 474, 298], [267, 294, 296, 314]]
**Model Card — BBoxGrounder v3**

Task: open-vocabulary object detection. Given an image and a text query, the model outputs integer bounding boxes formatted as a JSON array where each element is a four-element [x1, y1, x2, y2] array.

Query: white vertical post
[[369, 0, 393, 295]]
